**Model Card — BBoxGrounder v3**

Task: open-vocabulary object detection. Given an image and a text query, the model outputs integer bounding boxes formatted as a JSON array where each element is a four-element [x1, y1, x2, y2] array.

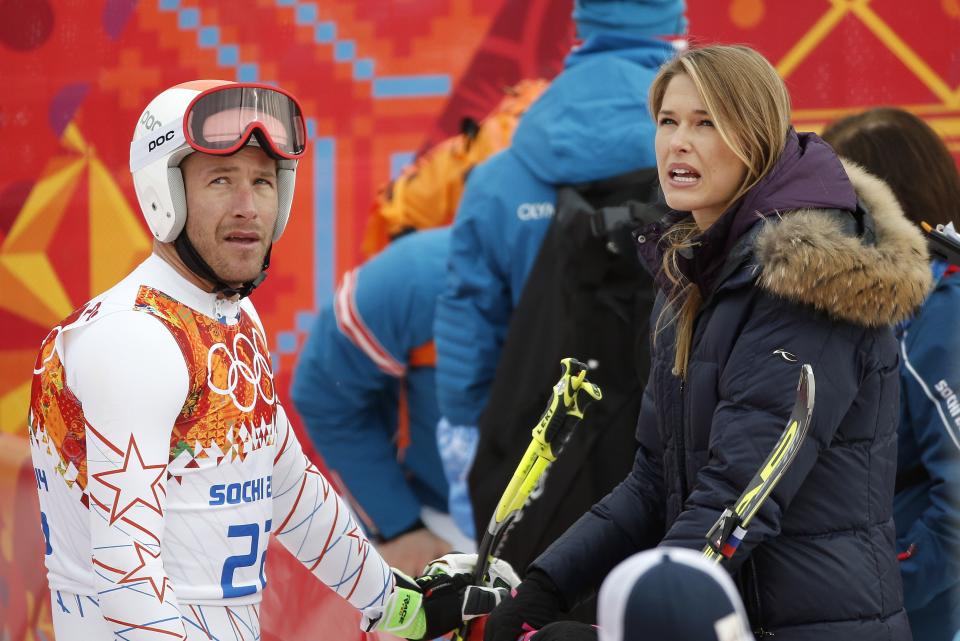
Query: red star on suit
[[117, 541, 171, 602], [345, 526, 370, 558], [92, 435, 166, 525]]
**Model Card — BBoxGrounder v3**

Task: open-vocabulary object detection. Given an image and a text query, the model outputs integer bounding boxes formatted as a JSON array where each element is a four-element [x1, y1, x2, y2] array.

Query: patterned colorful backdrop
[[1, 1, 958, 639]]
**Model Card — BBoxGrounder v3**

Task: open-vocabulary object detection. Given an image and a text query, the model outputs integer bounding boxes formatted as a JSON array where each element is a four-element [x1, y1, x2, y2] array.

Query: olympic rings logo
[[207, 327, 276, 412]]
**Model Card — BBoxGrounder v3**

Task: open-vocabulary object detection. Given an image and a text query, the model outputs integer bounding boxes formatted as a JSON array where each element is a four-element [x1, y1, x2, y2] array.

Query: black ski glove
[[363, 567, 511, 640], [484, 569, 565, 641]]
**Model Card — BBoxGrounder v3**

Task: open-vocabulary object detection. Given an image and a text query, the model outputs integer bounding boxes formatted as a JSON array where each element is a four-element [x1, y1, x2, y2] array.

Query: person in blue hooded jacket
[[483, 45, 928, 641], [292, 228, 471, 579], [433, 0, 685, 539], [823, 107, 960, 641]]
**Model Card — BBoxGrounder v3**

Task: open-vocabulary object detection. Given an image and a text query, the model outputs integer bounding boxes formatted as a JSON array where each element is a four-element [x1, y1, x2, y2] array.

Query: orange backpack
[[362, 78, 550, 257]]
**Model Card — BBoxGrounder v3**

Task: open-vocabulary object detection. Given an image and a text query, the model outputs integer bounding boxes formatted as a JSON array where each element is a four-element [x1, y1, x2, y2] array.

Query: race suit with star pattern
[[27, 254, 393, 640]]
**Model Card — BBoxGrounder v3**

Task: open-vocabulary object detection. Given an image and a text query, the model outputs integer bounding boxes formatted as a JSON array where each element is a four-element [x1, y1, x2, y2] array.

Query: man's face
[[180, 145, 279, 287]]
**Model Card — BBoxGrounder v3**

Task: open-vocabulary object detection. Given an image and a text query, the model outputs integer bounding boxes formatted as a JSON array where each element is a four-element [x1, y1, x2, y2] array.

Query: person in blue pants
[[293, 227, 472, 578]]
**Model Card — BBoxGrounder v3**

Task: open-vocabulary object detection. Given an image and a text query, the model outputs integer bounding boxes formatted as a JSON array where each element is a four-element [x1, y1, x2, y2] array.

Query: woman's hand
[[484, 569, 564, 641]]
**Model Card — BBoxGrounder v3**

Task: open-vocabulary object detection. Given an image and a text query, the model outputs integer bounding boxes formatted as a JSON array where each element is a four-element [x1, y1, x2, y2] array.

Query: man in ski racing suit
[[27, 80, 499, 641]]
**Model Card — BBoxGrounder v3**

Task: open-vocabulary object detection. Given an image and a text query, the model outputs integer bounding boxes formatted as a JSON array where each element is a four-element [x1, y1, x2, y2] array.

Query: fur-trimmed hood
[[754, 160, 932, 327]]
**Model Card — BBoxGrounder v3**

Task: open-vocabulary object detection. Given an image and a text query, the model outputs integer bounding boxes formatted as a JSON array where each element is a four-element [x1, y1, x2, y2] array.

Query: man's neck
[[153, 240, 219, 294]]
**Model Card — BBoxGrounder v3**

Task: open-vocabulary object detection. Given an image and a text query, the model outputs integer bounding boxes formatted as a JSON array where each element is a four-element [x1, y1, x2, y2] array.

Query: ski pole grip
[[541, 358, 602, 446]]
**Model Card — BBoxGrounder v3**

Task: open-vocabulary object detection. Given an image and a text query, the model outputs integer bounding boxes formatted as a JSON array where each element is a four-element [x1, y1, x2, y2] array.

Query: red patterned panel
[[2, 2, 959, 639]]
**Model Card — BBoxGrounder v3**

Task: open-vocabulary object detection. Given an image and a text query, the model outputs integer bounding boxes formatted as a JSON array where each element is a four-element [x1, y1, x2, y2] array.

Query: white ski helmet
[[129, 79, 306, 243]]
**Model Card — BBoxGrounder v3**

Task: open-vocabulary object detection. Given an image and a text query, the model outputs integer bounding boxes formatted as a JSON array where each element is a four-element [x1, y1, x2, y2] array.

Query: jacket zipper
[[677, 378, 689, 499], [676, 303, 708, 502], [748, 558, 774, 636]]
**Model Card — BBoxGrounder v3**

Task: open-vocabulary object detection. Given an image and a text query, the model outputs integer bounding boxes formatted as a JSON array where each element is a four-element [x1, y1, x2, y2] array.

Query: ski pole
[[922, 221, 960, 267], [453, 358, 602, 641], [703, 364, 815, 563]]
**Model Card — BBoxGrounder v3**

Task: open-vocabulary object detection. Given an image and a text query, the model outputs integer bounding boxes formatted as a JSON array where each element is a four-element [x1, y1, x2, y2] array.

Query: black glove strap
[[417, 572, 472, 639]]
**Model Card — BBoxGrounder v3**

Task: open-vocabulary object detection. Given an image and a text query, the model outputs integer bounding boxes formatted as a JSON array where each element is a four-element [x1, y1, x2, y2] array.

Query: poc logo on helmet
[[140, 109, 163, 131], [148, 130, 176, 153]]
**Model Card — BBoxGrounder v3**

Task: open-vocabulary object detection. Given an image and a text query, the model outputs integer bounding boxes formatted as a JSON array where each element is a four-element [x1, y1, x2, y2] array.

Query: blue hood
[[511, 35, 676, 185], [573, 0, 688, 39]]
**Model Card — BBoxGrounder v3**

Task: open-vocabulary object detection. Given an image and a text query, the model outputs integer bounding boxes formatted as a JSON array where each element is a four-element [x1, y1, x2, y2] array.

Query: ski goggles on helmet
[[130, 83, 306, 172]]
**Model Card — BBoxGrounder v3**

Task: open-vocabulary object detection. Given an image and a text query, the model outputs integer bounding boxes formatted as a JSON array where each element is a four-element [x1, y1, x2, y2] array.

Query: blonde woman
[[482, 45, 928, 641]]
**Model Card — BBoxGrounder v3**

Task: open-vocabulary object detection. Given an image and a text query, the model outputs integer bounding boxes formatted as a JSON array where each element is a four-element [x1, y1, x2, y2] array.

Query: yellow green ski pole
[[454, 358, 602, 641]]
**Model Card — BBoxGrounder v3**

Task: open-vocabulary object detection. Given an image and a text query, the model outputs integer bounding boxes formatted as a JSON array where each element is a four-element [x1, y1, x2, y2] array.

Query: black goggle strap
[[173, 232, 270, 300]]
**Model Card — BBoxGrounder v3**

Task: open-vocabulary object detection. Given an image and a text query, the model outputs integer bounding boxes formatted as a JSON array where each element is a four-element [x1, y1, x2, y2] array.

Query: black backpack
[[468, 167, 666, 618]]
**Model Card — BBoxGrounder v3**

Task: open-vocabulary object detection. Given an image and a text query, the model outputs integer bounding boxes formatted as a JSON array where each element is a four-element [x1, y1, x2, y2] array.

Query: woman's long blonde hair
[[648, 45, 792, 378]]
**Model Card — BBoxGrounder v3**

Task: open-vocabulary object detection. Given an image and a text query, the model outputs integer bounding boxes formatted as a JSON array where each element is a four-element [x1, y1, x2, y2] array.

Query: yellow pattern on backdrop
[[0, 121, 150, 436], [780, 0, 960, 146]]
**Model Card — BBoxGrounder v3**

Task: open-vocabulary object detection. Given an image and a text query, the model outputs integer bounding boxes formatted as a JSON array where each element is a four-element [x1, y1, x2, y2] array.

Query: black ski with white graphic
[[703, 363, 815, 562]]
